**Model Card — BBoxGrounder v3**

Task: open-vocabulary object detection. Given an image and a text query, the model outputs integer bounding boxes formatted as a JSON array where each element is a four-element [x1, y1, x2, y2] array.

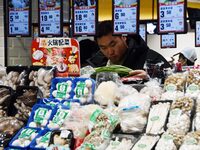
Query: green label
[[187, 84, 199, 92], [163, 135, 173, 141], [75, 82, 86, 98], [101, 129, 111, 139], [19, 128, 36, 139], [40, 131, 51, 143], [138, 144, 147, 148], [165, 84, 177, 92], [56, 83, 69, 98], [90, 109, 102, 123], [34, 108, 48, 124], [52, 109, 69, 126], [63, 101, 71, 108], [185, 138, 198, 145], [171, 108, 182, 117], [150, 116, 160, 122]]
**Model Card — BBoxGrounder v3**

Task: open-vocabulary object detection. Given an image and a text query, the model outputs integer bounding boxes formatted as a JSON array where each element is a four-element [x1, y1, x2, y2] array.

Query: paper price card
[[72, 0, 97, 36], [39, 0, 62, 36], [7, 0, 31, 36], [195, 21, 200, 47], [161, 33, 176, 48], [158, 0, 186, 33], [31, 38, 80, 77], [113, 0, 139, 35], [139, 24, 146, 42]]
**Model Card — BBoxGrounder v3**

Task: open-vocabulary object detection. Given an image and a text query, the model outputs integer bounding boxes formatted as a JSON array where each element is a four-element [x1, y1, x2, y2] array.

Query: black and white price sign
[[139, 24, 146, 42], [8, 0, 31, 36], [113, 0, 138, 35], [72, 0, 97, 36], [161, 33, 176, 48], [158, 0, 186, 34], [39, 0, 62, 36], [195, 21, 200, 47]]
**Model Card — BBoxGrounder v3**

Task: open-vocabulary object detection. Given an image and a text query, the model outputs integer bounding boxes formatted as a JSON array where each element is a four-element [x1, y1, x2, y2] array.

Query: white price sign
[[139, 24, 146, 42], [73, 0, 97, 36], [161, 34, 176, 48], [113, 0, 138, 35], [39, 0, 62, 36], [195, 21, 200, 47], [158, 0, 186, 33], [8, 0, 30, 36]]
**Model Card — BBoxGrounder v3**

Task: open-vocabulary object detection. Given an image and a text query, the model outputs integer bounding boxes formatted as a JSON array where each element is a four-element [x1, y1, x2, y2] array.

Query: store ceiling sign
[[158, 0, 187, 34], [112, 0, 139, 35], [161, 33, 176, 48], [38, 0, 63, 37], [7, 0, 31, 37], [195, 21, 200, 47], [72, 0, 98, 36]]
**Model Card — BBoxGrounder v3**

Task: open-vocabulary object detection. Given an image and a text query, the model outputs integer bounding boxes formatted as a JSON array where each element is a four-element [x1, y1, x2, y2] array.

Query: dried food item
[[167, 97, 193, 135], [164, 73, 186, 92], [0, 87, 12, 117], [29, 68, 54, 98], [179, 131, 200, 150], [14, 88, 38, 122]]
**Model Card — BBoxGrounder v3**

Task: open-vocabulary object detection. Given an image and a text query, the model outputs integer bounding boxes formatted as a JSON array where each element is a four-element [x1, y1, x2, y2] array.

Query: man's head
[[96, 20, 128, 64]]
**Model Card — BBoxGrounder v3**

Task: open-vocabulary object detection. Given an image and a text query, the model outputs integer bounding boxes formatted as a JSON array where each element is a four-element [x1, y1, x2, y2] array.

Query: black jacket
[[86, 35, 171, 69]]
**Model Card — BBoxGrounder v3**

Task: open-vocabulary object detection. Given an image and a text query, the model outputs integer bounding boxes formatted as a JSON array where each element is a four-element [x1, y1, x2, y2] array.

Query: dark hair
[[179, 53, 194, 66], [96, 20, 113, 38], [79, 39, 99, 66]]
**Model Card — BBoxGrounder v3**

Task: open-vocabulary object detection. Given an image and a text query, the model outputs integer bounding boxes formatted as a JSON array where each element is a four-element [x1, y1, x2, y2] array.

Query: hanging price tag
[[195, 21, 200, 47], [39, 0, 62, 36], [161, 33, 176, 48], [113, 0, 139, 35], [8, 0, 31, 36], [158, 0, 186, 33], [73, 0, 97, 36]]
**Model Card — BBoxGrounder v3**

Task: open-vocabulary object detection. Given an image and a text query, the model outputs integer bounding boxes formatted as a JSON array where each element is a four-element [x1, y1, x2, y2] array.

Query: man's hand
[[129, 70, 149, 80]]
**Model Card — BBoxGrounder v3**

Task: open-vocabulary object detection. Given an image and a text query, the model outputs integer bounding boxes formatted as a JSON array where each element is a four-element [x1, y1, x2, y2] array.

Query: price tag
[[158, 0, 186, 33], [39, 0, 62, 36], [73, 0, 97, 36], [139, 24, 146, 42], [161, 33, 176, 48], [195, 21, 200, 47], [8, 0, 31, 36], [113, 0, 138, 35]]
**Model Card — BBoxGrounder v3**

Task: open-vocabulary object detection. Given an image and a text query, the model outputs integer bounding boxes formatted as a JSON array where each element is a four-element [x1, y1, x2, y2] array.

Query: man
[[95, 20, 171, 79]]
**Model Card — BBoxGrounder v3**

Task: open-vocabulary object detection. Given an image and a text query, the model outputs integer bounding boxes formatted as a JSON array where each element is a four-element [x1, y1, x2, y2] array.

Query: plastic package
[[140, 79, 163, 101], [131, 135, 160, 150], [146, 102, 171, 135], [155, 132, 177, 150], [105, 134, 138, 150], [27, 104, 53, 128], [118, 93, 151, 133], [179, 131, 200, 150], [193, 95, 200, 131], [167, 97, 193, 135], [160, 91, 184, 101], [9, 127, 40, 149]]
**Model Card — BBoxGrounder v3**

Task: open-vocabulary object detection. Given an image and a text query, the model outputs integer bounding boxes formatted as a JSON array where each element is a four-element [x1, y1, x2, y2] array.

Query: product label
[[90, 109, 103, 123], [60, 130, 70, 138], [40, 131, 51, 143], [171, 108, 182, 117], [34, 108, 49, 124], [163, 134, 173, 141], [150, 116, 160, 122], [138, 144, 147, 148], [165, 84, 177, 92], [185, 137, 198, 145], [52, 109, 69, 126], [19, 128, 36, 139], [187, 84, 199, 92], [75, 82, 86, 98], [56, 83, 69, 98]]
